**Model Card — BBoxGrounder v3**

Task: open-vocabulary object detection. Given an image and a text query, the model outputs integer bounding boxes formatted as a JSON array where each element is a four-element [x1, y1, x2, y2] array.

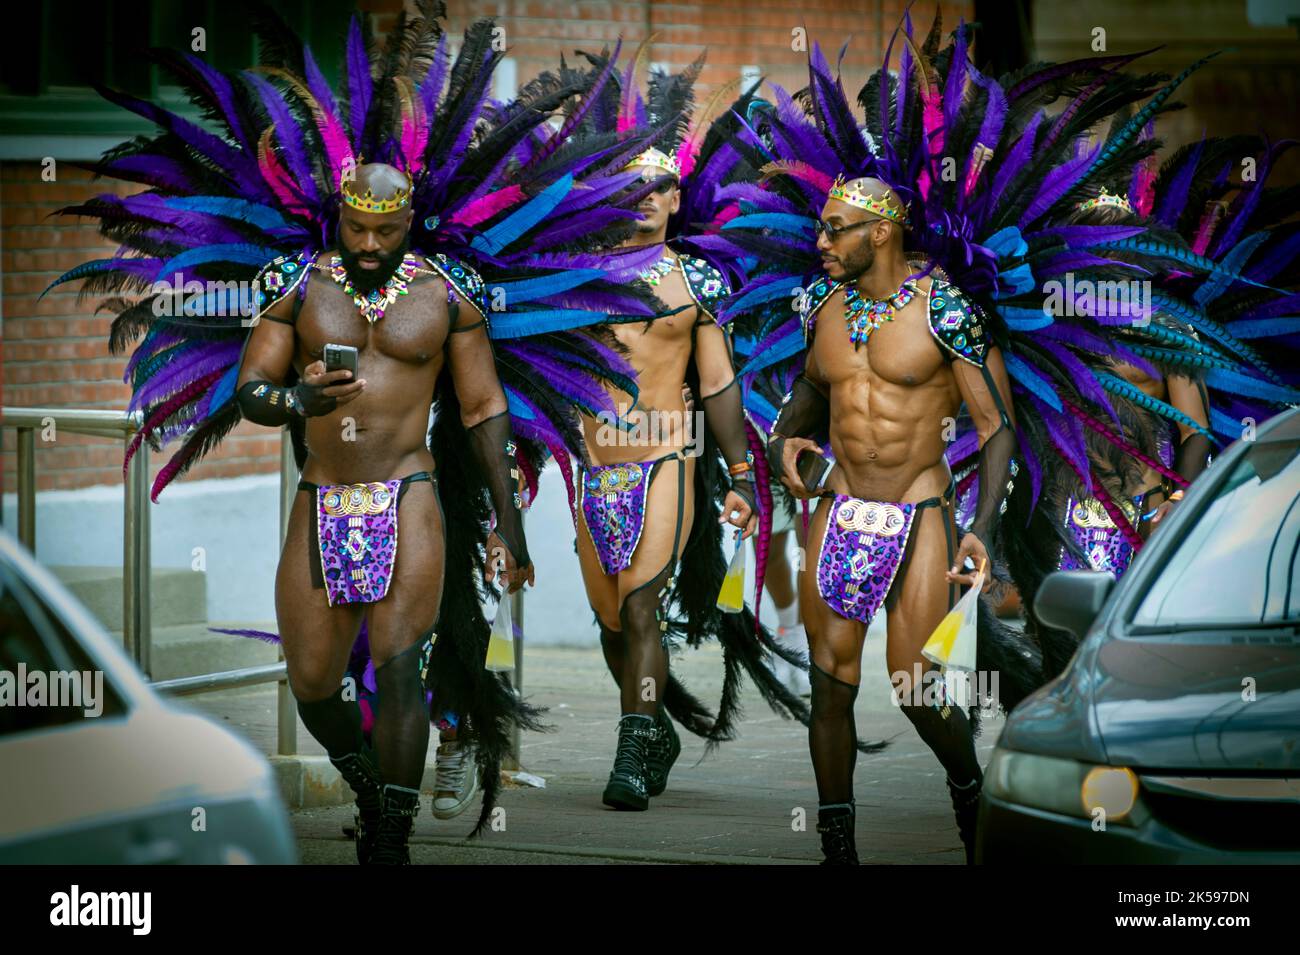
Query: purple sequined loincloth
[[1058, 495, 1136, 578], [580, 460, 660, 575], [816, 495, 917, 624], [316, 480, 402, 606]]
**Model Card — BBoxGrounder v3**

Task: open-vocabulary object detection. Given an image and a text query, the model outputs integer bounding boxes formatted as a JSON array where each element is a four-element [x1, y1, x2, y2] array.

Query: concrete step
[[128, 620, 281, 682], [52, 565, 207, 631]]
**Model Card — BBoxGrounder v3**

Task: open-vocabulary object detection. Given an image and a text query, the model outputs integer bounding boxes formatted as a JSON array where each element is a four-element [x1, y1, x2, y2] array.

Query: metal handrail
[[3, 411, 527, 765], [2, 406, 151, 672]]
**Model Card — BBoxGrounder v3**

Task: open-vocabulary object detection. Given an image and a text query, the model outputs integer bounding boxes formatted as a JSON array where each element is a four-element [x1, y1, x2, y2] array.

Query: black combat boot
[[644, 706, 681, 797], [330, 749, 382, 864], [947, 775, 982, 865], [817, 803, 859, 865], [601, 714, 656, 811], [369, 784, 422, 865]]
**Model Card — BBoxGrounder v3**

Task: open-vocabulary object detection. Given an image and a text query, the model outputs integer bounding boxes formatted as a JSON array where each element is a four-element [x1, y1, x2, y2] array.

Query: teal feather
[[43, 259, 125, 296], [471, 174, 573, 257], [1098, 236, 1282, 294], [1097, 372, 1213, 438], [1226, 317, 1300, 339], [1005, 353, 1063, 412], [1124, 343, 1233, 371], [132, 340, 202, 389], [163, 197, 292, 232], [1150, 292, 1285, 385], [156, 244, 281, 280], [1204, 367, 1300, 404], [1193, 231, 1270, 307], [721, 213, 814, 235], [1094, 51, 1222, 169]]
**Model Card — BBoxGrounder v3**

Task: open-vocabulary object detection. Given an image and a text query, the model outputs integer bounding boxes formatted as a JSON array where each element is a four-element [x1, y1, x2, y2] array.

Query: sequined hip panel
[[580, 460, 659, 576], [316, 480, 402, 605], [1058, 495, 1135, 578], [815, 495, 918, 625]]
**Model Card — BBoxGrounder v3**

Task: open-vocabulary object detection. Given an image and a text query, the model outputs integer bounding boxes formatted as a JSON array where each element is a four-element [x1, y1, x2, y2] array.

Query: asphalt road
[[192, 620, 1003, 865]]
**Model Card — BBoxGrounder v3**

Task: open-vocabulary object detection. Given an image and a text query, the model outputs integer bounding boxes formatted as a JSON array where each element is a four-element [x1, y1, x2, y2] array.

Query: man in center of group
[[573, 147, 758, 810]]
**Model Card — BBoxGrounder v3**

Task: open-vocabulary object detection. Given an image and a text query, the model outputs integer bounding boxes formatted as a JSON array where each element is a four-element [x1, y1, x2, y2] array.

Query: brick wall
[[1, 164, 284, 493], [437, 0, 974, 104]]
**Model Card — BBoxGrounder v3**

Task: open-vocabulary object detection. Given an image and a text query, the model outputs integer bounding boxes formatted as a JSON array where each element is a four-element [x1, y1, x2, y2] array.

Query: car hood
[[1087, 636, 1300, 771], [1003, 634, 1300, 771]]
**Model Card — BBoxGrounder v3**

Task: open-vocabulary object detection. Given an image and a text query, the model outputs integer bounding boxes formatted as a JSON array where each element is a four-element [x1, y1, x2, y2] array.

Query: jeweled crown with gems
[[827, 174, 906, 222], [623, 147, 681, 180], [340, 173, 412, 213], [1076, 188, 1134, 215]]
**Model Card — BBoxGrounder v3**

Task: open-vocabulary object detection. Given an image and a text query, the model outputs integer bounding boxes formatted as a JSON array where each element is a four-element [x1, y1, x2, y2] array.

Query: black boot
[[330, 749, 382, 865], [369, 784, 421, 865], [817, 803, 859, 865], [602, 714, 655, 811], [947, 775, 982, 865], [644, 706, 680, 797]]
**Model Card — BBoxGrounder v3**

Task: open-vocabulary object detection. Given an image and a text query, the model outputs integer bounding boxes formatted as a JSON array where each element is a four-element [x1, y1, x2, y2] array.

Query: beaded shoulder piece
[[423, 253, 490, 329], [800, 272, 844, 344], [252, 252, 313, 318], [678, 255, 730, 323], [927, 276, 991, 367]]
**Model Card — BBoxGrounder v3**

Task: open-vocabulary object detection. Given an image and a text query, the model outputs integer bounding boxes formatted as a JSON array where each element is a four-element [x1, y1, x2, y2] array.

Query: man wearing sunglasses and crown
[[767, 174, 1019, 864]]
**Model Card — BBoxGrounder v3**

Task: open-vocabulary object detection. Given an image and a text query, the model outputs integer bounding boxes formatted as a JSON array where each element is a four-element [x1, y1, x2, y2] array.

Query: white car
[[0, 531, 295, 864]]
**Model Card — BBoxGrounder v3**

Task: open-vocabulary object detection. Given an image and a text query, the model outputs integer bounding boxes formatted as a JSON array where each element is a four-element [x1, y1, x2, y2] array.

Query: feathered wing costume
[[700, 13, 1298, 710], [517, 42, 835, 748], [1011, 131, 1300, 678], [47, 1, 669, 833]]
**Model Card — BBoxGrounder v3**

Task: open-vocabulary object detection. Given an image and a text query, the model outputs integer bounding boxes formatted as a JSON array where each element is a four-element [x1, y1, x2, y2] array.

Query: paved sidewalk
[[185, 628, 1003, 864]]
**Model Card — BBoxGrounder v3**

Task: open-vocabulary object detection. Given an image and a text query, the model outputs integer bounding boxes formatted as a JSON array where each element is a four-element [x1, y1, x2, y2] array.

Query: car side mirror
[[1035, 570, 1115, 641]]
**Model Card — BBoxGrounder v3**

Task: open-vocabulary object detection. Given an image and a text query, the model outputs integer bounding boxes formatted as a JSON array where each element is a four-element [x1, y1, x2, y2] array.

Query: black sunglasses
[[813, 216, 889, 239]]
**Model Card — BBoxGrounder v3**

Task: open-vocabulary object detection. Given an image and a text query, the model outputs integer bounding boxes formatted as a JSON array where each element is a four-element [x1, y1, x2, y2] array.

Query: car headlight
[[1081, 766, 1138, 820], [986, 749, 1143, 826]]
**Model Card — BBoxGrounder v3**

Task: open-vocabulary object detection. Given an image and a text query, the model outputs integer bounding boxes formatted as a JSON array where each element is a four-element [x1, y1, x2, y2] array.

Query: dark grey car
[[978, 409, 1300, 863]]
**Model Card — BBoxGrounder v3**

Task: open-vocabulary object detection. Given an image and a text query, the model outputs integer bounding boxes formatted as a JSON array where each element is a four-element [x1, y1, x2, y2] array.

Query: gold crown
[[1077, 188, 1133, 215], [623, 147, 681, 180], [827, 174, 906, 221], [340, 173, 412, 214]]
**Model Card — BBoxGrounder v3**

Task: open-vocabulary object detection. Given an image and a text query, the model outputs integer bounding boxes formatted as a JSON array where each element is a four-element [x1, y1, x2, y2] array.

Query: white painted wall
[[4, 462, 794, 645]]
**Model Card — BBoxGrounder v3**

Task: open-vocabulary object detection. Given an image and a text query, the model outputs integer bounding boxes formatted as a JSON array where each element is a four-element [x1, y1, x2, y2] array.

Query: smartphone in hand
[[796, 448, 832, 494], [323, 343, 359, 378]]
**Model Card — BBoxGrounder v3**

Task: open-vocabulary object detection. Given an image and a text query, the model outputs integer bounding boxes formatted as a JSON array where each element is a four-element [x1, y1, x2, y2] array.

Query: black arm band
[[237, 380, 305, 426]]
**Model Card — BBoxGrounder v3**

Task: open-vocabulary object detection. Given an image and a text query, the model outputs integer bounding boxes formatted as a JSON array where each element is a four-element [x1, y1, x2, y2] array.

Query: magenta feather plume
[[745, 419, 773, 635], [452, 185, 525, 227], [125, 367, 225, 472], [1060, 394, 1187, 488]]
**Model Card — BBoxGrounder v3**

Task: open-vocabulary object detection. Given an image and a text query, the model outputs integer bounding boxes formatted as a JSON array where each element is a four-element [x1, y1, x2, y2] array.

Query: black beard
[[839, 243, 876, 283], [337, 232, 411, 296]]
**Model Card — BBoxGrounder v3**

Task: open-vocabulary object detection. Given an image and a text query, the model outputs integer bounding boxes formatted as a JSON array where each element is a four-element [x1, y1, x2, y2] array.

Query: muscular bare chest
[[814, 291, 947, 389], [295, 273, 449, 367], [610, 265, 699, 356]]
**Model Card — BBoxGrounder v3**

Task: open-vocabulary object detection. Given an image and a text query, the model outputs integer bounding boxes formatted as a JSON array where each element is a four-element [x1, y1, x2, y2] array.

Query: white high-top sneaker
[[431, 739, 480, 819]]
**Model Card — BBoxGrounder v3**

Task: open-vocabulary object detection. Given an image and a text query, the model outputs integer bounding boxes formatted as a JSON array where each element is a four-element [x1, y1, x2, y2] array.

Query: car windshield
[[1131, 437, 1300, 630]]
